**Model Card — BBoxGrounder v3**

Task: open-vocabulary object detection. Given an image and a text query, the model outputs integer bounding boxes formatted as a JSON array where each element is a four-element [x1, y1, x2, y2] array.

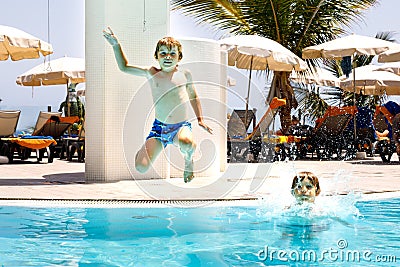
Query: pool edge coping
[[1, 191, 400, 208]]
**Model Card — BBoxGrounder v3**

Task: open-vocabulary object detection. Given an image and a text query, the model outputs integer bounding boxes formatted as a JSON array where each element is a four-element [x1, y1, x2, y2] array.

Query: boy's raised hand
[[102, 27, 119, 46]]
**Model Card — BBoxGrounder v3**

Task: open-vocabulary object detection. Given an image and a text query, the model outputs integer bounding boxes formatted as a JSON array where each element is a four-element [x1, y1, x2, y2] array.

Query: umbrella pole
[[352, 55, 357, 141], [66, 83, 71, 135], [245, 55, 254, 128], [67, 83, 70, 117]]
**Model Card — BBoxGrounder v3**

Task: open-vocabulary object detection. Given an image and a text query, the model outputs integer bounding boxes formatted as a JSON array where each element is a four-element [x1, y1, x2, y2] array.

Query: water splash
[[256, 161, 363, 222]]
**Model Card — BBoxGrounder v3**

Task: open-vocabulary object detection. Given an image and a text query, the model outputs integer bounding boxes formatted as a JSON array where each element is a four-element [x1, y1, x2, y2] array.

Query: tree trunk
[[267, 71, 297, 133]]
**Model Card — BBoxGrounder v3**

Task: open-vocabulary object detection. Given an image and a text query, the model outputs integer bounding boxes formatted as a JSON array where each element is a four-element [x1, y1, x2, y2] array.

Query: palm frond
[[172, 0, 382, 126], [172, 0, 380, 54], [296, 89, 329, 120], [171, 0, 250, 33]]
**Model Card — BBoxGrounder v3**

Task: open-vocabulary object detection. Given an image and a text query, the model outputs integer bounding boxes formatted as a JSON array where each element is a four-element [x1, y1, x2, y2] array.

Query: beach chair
[[32, 112, 80, 160], [373, 111, 395, 162], [0, 110, 21, 162], [227, 109, 256, 162], [33, 113, 78, 138], [0, 110, 21, 138], [2, 111, 79, 163], [31, 111, 61, 135], [373, 102, 400, 162], [344, 107, 377, 157], [257, 112, 315, 161], [61, 119, 85, 162], [246, 97, 287, 162], [227, 97, 286, 162], [1, 111, 61, 162], [260, 125, 314, 161], [307, 106, 358, 160]]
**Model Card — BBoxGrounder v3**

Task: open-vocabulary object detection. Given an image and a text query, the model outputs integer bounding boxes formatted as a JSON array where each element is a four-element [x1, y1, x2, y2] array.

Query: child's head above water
[[291, 171, 321, 204]]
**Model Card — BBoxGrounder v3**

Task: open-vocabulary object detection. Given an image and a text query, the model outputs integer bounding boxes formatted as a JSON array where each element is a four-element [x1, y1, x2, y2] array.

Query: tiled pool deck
[[1, 155, 399, 201]]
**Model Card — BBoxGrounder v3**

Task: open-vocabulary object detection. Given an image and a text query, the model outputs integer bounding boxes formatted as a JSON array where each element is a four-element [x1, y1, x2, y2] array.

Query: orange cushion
[[2, 138, 57, 149]]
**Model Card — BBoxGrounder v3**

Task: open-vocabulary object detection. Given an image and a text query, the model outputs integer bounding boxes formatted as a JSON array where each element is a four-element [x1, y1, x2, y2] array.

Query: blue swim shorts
[[146, 119, 192, 147]]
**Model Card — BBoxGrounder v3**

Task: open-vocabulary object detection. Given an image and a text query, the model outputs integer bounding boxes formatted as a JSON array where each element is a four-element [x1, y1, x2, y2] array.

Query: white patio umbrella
[[16, 56, 85, 86], [340, 69, 400, 96], [374, 62, 400, 75], [16, 56, 85, 116], [220, 35, 307, 71], [303, 34, 400, 137], [302, 34, 400, 60], [378, 47, 400, 63], [219, 35, 307, 125], [0, 25, 53, 61], [290, 67, 340, 87]]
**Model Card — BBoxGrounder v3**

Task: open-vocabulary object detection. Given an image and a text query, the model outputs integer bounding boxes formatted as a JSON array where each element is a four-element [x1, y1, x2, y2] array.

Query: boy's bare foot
[[184, 158, 194, 183]]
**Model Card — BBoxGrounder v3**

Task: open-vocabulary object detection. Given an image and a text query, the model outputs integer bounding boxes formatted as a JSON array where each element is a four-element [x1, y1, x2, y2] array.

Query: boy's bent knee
[[178, 135, 193, 146]]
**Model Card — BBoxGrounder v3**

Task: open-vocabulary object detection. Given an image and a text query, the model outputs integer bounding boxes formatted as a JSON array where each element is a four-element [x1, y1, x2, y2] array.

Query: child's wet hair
[[154, 37, 183, 60], [291, 171, 321, 196]]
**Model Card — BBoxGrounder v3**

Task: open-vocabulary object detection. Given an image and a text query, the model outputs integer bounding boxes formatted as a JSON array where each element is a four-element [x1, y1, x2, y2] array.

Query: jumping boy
[[103, 27, 213, 183]]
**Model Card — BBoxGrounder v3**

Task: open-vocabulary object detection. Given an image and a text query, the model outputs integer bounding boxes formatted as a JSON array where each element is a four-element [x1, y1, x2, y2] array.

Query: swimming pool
[[0, 196, 398, 266]]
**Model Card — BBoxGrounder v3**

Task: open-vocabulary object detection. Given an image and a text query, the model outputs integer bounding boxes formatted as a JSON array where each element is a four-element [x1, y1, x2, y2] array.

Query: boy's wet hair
[[154, 37, 183, 60], [291, 171, 321, 196]]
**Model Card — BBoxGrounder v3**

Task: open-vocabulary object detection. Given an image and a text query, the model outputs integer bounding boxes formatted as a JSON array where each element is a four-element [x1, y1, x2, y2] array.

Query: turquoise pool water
[[0, 197, 398, 266]]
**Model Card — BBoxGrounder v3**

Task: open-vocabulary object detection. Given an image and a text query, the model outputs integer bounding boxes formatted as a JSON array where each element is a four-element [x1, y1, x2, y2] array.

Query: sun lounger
[[1, 136, 57, 162], [248, 97, 287, 162], [227, 109, 256, 162], [0, 110, 21, 137], [31, 111, 62, 135], [0, 110, 21, 163], [1, 111, 60, 163], [373, 102, 400, 162], [33, 113, 80, 160], [345, 106, 377, 157], [2, 111, 79, 163], [61, 119, 85, 162], [306, 106, 357, 160], [227, 97, 286, 163]]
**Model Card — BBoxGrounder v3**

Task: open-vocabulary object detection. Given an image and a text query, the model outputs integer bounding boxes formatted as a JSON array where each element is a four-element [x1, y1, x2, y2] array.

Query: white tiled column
[[85, 1, 227, 182], [85, 0, 170, 181]]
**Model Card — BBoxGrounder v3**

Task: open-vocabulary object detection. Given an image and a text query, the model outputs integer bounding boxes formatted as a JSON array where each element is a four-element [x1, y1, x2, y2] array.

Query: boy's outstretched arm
[[102, 27, 150, 77], [184, 70, 213, 134]]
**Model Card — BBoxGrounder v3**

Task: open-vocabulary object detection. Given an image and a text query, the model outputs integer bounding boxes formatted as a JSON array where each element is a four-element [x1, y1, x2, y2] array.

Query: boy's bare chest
[[151, 71, 187, 94]]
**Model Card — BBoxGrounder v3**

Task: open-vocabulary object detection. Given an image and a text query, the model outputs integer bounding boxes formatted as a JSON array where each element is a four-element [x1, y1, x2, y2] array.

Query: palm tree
[[171, 0, 379, 131]]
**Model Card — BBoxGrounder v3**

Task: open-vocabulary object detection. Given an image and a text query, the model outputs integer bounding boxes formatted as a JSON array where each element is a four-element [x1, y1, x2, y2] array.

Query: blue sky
[[0, 0, 399, 108], [0, 0, 84, 108]]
